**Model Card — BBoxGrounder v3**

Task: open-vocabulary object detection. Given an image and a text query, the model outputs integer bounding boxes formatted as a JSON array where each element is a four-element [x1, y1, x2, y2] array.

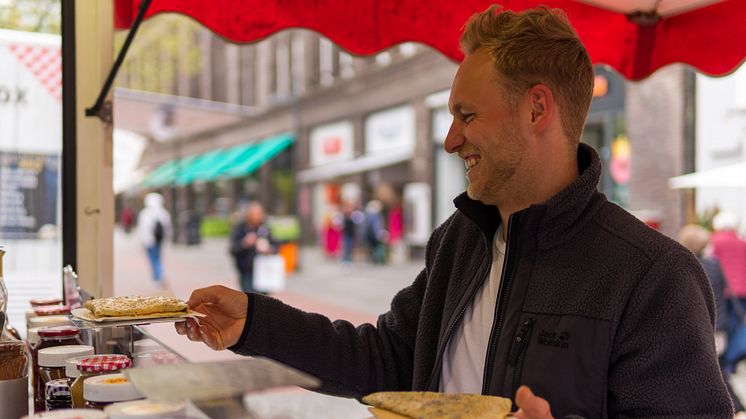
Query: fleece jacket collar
[[453, 143, 603, 249]]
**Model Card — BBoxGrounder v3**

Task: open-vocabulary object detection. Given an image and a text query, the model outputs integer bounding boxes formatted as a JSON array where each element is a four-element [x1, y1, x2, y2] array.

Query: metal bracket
[[85, 0, 152, 123]]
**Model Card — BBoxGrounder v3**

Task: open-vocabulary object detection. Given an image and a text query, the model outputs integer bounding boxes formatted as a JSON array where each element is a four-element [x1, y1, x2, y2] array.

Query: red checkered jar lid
[[34, 304, 70, 315], [38, 325, 79, 337], [30, 297, 63, 307], [78, 355, 132, 372]]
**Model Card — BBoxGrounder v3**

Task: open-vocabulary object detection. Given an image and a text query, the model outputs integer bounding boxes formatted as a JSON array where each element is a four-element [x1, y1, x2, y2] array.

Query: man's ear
[[527, 84, 553, 132]]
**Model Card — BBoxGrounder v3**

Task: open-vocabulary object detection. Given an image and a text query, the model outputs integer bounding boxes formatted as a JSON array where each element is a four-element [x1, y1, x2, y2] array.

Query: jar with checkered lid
[[70, 354, 131, 408], [32, 326, 84, 412], [45, 378, 72, 410], [37, 344, 93, 412]]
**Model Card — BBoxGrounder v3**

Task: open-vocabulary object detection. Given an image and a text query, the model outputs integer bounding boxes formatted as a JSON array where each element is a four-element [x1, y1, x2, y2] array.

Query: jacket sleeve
[[228, 265, 429, 398], [608, 248, 733, 418]]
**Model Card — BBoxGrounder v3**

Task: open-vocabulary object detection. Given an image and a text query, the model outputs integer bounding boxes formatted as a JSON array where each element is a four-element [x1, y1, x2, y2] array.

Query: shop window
[[0, 1, 62, 338]]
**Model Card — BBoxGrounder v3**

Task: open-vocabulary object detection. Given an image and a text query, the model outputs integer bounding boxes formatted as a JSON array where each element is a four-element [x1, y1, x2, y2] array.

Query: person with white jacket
[[136, 192, 172, 284]]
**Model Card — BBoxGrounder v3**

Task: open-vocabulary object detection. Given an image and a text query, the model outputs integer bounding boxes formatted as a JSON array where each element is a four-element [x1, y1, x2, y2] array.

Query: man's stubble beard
[[465, 132, 525, 207]]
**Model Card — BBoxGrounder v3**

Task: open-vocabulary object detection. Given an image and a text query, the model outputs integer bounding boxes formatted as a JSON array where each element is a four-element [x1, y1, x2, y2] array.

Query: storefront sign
[[310, 120, 354, 167], [0, 85, 28, 105], [0, 152, 59, 239], [365, 105, 415, 154]]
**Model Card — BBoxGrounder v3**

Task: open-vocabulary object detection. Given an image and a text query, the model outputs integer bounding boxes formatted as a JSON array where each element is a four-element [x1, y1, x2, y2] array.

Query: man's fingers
[[198, 322, 225, 351], [185, 319, 203, 342], [186, 285, 226, 308], [514, 386, 553, 419], [174, 319, 187, 335]]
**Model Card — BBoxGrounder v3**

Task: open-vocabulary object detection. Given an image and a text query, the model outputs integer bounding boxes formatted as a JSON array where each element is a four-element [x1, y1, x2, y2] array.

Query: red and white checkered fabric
[[78, 354, 132, 372], [7, 43, 62, 102]]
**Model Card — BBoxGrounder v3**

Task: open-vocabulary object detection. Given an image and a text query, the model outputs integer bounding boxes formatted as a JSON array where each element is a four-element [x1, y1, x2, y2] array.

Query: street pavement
[[114, 229, 746, 416], [113, 229, 421, 418]]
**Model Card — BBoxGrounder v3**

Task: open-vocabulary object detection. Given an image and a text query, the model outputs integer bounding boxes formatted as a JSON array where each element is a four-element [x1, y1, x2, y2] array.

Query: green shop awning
[[140, 133, 294, 189], [198, 142, 259, 182], [140, 160, 176, 188], [174, 149, 229, 186], [141, 155, 199, 188], [199, 133, 294, 181]]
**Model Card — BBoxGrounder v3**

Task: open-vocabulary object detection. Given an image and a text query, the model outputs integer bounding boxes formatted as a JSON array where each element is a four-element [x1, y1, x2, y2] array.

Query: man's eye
[[463, 113, 474, 123]]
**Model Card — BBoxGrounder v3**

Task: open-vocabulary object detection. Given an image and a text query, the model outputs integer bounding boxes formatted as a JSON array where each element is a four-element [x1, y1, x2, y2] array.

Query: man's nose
[[443, 121, 464, 154]]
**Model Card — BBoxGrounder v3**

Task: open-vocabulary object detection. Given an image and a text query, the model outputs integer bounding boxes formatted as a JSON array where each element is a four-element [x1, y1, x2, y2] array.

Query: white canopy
[[669, 161, 746, 189]]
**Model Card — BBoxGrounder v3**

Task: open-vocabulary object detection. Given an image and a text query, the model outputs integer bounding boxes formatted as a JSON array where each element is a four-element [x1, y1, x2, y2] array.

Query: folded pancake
[[368, 407, 410, 419], [363, 391, 512, 419], [84, 296, 188, 317]]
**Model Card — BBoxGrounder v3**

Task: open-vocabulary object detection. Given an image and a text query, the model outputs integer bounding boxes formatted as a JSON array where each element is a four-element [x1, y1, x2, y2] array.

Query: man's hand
[[174, 285, 248, 350], [513, 386, 553, 419]]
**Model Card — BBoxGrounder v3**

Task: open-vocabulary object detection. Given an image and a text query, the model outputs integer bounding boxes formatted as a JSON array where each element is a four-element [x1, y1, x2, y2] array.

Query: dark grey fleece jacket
[[230, 144, 732, 418]]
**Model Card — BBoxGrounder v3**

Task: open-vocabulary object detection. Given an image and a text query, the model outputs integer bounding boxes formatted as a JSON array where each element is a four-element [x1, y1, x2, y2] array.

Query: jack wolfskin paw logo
[[538, 330, 570, 349]]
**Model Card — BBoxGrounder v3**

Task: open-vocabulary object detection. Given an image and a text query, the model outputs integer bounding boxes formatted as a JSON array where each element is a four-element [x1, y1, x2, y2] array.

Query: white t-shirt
[[440, 226, 506, 394]]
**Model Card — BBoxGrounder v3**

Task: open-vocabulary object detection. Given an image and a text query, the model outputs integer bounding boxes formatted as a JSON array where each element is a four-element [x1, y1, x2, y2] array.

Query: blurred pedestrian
[[230, 202, 275, 293], [121, 206, 135, 233], [136, 192, 172, 285], [340, 201, 362, 266], [364, 200, 388, 264], [678, 224, 745, 413], [712, 211, 746, 369], [387, 202, 404, 262], [179, 209, 202, 246], [321, 205, 342, 258]]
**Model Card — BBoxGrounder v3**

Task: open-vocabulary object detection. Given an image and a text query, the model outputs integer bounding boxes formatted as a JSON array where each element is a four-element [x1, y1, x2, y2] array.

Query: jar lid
[[84, 373, 142, 403], [65, 354, 95, 378], [45, 378, 71, 399], [21, 408, 108, 418], [30, 297, 63, 307], [38, 345, 94, 367], [78, 354, 132, 372], [104, 400, 186, 418], [30, 316, 73, 329], [38, 325, 79, 338], [34, 305, 71, 316]]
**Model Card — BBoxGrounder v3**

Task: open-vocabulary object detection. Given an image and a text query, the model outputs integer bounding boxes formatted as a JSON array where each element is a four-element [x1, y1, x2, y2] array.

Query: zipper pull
[[509, 318, 535, 366]]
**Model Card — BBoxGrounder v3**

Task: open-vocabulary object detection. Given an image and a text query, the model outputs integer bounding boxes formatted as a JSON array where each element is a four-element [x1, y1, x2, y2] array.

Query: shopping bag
[[253, 254, 286, 293]]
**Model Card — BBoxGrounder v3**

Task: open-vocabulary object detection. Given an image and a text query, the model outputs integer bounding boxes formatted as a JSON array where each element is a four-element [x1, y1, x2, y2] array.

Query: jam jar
[[32, 326, 84, 412], [70, 354, 131, 408], [38, 345, 94, 411], [83, 373, 142, 409], [33, 304, 71, 317], [45, 378, 72, 410]]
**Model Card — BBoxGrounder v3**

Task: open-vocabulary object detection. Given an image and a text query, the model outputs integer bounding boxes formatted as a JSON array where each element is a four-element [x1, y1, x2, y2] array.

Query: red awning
[[114, 0, 746, 81]]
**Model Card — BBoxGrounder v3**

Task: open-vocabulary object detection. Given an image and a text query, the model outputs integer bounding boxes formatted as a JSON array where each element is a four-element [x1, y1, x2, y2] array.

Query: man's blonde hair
[[460, 5, 594, 142]]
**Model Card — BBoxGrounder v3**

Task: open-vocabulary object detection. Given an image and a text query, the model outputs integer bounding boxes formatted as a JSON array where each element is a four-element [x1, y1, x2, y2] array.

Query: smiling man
[[177, 5, 732, 418]]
